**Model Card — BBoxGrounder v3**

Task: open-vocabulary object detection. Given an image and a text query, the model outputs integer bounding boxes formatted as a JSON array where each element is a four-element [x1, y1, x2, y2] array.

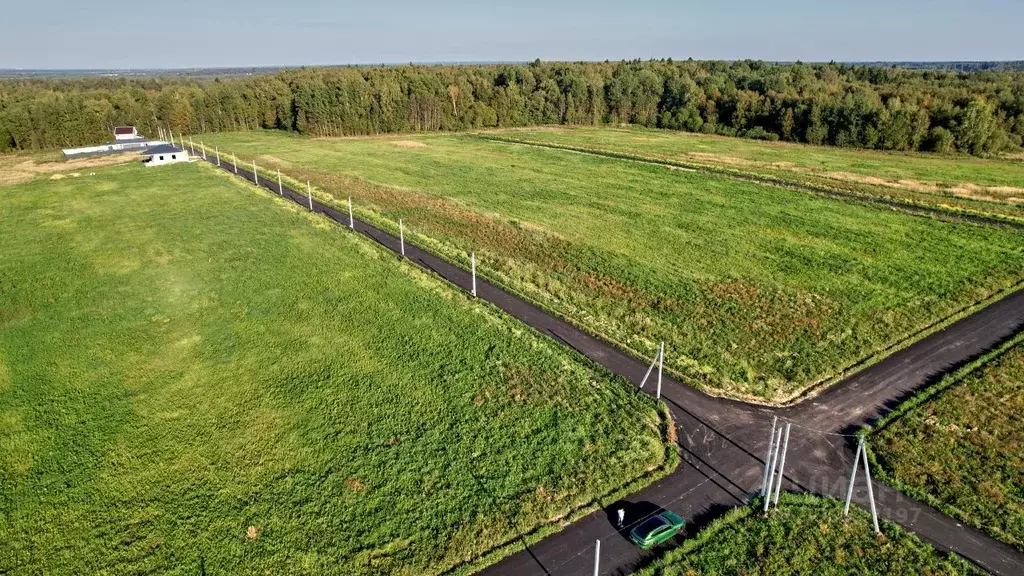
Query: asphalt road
[[196, 148, 1024, 576]]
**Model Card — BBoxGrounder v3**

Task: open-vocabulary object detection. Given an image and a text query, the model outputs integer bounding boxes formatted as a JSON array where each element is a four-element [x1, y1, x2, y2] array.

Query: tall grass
[[492, 125, 1024, 222], [868, 333, 1024, 551], [0, 162, 670, 575], [199, 131, 1024, 402], [636, 494, 979, 575]]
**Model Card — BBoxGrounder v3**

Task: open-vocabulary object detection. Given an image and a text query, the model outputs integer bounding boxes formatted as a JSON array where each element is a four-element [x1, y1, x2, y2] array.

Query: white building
[[141, 144, 190, 167], [114, 126, 139, 140]]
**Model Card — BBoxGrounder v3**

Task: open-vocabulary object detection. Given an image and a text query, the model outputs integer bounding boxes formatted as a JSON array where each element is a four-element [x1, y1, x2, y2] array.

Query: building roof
[[114, 126, 137, 135], [141, 144, 184, 155]]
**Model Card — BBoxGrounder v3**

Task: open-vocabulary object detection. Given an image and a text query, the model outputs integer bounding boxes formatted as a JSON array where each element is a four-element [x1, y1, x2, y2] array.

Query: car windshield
[[634, 516, 669, 538]]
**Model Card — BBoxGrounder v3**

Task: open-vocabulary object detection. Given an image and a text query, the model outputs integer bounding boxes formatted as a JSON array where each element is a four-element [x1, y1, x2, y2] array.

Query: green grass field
[[487, 126, 1024, 222], [870, 334, 1024, 550], [0, 162, 671, 575], [198, 130, 1024, 402], [636, 495, 979, 576]]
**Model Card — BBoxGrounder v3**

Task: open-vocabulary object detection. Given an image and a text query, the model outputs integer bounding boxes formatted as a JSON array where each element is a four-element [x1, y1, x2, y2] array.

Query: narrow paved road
[[196, 149, 1024, 576]]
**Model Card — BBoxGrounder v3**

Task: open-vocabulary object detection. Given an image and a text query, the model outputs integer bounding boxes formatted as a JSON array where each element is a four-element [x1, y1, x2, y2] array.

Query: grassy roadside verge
[[635, 494, 980, 575], [865, 332, 1024, 551]]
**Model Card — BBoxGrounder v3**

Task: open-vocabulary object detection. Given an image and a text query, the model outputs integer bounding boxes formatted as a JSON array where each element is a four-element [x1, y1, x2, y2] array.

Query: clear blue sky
[[3, 0, 1021, 69]]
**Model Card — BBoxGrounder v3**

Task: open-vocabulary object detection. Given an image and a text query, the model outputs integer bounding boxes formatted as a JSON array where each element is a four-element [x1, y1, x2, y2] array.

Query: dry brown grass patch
[[391, 140, 427, 148], [1, 153, 135, 188]]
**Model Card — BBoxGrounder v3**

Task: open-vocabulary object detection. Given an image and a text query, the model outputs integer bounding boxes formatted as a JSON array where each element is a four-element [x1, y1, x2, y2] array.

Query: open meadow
[[198, 130, 1024, 403], [636, 495, 979, 576], [487, 126, 1024, 222], [870, 334, 1024, 550], [0, 161, 670, 575]]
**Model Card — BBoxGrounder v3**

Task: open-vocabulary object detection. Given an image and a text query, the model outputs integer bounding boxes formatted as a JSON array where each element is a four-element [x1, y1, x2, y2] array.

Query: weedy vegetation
[[869, 334, 1024, 551], [636, 494, 980, 576]]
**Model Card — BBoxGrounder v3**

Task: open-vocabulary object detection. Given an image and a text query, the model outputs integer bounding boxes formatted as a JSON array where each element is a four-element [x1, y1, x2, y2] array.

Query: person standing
[[617, 508, 626, 528]]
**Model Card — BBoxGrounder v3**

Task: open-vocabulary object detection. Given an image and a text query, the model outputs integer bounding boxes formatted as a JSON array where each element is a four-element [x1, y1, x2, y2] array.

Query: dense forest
[[2, 59, 1023, 156]]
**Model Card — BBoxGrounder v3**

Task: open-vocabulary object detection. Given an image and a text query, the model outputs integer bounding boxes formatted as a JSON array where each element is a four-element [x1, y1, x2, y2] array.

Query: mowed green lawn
[[871, 336, 1024, 550], [0, 162, 669, 575], [199, 131, 1024, 402], [490, 126, 1024, 221], [637, 495, 978, 576]]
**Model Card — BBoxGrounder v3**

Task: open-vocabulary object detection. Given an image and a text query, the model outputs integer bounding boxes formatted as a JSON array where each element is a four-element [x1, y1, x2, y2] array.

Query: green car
[[628, 510, 686, 549]]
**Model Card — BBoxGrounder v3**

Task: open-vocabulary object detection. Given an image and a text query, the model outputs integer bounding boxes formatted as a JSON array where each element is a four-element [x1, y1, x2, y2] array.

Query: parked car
[[628, 510, 686, 549]]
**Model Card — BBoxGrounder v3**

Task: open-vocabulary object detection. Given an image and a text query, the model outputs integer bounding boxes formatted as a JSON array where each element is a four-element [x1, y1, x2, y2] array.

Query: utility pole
[[471, 252, 477, 297], [399, 219, 405, 257], [763, 426, 783, 513], [656, 342, 664, 399], [772, 423, 791, 506], [760, 416, 778, 496]]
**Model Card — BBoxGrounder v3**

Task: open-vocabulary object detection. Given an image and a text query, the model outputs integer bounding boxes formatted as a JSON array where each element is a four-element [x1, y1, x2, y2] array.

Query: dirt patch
[[245, 525, 261, 541], [1, 153, 135, 188], [390, 140, 426, 148]]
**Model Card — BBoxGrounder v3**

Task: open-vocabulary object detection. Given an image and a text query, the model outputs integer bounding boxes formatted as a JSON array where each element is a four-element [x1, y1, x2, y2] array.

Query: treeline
[[2, 59, 1023, 156]]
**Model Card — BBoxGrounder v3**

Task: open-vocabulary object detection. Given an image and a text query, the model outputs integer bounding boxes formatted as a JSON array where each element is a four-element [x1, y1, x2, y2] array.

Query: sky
[[2, 0, 1021, 69]]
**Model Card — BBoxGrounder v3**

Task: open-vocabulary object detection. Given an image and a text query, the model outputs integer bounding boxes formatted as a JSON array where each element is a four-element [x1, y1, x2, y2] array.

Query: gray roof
[[141, 144, 184, 155]]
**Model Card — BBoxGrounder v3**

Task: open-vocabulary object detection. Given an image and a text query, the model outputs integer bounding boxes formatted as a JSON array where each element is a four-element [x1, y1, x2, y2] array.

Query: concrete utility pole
[[656, 342, 664, 399], [189, 136, 195, 154], [772, 423, 791, 506], [844, 437, 863, 516], [760, 416, 778, 496], [638, 342, 663, 387], [471, 252, 477, 297], [216, 146, 220, 166], [593, 539, 600, 576], [306, 181, 313, 211], [233, 153, 238, 174], [253, 161, 258, 185], [348, 197, 354, 229], [861, 440, 881, 534], [763, 426, 783, 512], [277, 169, 283, 195], [399, 219, 406, 257], [843, 436, 880, 533], [200, 141, 207, 159]]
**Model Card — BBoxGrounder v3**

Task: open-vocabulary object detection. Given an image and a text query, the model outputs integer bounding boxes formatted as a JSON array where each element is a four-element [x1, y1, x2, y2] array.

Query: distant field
[[488, 126, 1024, 222], [199, 130, 1024, 402], [0, 162, 669, 575], [637, 495, 978, 576], [871, 335, 1024, 550], [0, 148, 133, 189]]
